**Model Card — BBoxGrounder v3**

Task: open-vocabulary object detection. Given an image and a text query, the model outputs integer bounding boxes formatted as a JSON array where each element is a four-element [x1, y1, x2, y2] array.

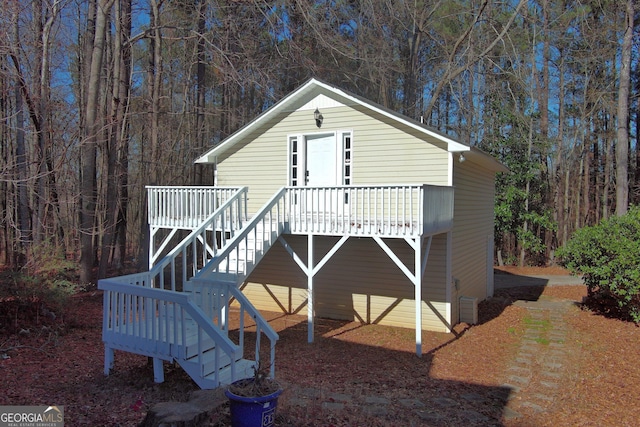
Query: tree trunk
[[80, 0, 114, 283], [12, 13, 32, 254], [148, 0, 162, 186], [616, 0, 633, 216], [99, 0, 131, 278]]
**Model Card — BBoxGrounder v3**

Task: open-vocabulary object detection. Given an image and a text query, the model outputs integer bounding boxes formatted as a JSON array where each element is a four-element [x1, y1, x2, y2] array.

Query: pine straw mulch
[[0, 267, 638, 426]]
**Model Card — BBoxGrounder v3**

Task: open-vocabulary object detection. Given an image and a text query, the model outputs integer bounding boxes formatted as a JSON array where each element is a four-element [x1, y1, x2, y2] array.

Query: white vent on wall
[[459, 296, 478, 325]]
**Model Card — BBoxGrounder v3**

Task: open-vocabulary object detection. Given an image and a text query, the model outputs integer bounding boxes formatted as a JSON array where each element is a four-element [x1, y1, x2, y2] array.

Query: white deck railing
[[149, 187, 248, 290], [195, 187, 287, 284], [100, 278, 279, 384], [101, 279, 238, 360], [148, 184, 454, 238], [148, 186, 246, 229], [286, 184, 453, 237]]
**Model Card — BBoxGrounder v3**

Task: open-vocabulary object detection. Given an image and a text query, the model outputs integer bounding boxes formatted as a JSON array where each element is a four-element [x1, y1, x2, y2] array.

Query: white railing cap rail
[[146, 185, 243, 190]]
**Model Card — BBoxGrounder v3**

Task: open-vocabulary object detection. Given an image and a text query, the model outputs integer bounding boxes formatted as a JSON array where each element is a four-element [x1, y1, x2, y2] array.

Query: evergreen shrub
[[558, 206, 640, 323]]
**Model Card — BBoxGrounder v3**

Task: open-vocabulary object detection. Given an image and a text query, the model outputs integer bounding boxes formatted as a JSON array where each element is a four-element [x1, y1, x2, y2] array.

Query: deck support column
[[373, 235, 431, 357], [279, 234, 350, 345], [307, 234, 314, 343], [414, 237, 422, 357], [153, 358, 164, 383], [104, 346, 114, 375]]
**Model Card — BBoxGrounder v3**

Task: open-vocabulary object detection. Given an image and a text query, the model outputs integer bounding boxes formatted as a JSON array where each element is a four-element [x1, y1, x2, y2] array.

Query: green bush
[[558, 206, 640, 323]]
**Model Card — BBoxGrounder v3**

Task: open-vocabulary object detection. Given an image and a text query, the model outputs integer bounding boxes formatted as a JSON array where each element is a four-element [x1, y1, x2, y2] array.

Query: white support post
[[307, 234, 314, 343], [149, 227, 156, 270], [104, 346, 114, 376], [373, 235, 425, 357], [446, 231, 453, 331], [153, 357, 164, 383], [414, 237, 423, 357], [280, 234, 349, 345]]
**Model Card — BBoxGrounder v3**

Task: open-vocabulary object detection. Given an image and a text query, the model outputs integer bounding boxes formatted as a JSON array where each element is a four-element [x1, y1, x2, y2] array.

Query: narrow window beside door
[[290, 136, 299, 186], [343, 133, 352, 185]]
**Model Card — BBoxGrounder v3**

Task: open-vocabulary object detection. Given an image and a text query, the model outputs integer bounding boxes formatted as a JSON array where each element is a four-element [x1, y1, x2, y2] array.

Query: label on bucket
[[261, 407, 276, 426]]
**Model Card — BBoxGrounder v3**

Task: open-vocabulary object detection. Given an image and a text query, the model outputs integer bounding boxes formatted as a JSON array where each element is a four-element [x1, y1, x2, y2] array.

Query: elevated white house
[[98, 78, 507, 389]]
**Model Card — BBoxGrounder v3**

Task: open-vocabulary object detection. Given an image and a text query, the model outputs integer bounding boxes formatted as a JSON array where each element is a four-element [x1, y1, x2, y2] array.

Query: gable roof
[[195, 78, 504, 172]]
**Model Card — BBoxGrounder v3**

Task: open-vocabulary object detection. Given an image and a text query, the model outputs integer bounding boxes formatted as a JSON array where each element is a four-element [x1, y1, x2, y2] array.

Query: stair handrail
[[194, 187, 288, 282], [100, 280, 239, 355], [100, 278, 241, 387], [147, 186, 249, 290], [227, 284, 279, 378]]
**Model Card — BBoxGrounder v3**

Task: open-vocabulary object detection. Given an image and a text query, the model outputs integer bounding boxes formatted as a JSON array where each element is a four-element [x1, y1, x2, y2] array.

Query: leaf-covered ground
[[0, 268, 638, 426]]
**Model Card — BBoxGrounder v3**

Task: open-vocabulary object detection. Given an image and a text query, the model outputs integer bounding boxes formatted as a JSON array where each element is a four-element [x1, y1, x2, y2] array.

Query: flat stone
[[514, 357, 533, 365], [364, 396, 390, 405], [507, 366, 531, 375], [501, 383, 521, 394], [298, 387, 320, 398], [461, 392, 486, 403], [502, 406, 522, 420], [322, 401, 345, 411], [544, 362, 563, 370], [414, 410, 443, 423], [287, 397, 309, 407], [327, 393, 351, 403], [520, 401, 545, 413], [533, 393, 554, 402], [139, 389, 227, 427], [459, 409, 490, 423], [399, 398, 425, 408], [517, 352, 535, 359], [540, 381, 559, 389], [363, 405, 388, 416], [541, 371, 561, 379], [431, 397, 458, 408], [508, 375, 530, 385]]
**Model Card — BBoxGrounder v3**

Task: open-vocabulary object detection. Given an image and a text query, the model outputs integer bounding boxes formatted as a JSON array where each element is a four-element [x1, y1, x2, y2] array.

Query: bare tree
[[616, 0, 634, 216], [80, 0, 114, 283]]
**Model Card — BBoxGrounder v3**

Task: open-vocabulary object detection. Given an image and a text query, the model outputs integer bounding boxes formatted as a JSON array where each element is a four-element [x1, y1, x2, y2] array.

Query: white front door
[[305, 134, 337, 186], [304, 134, 338, 219]]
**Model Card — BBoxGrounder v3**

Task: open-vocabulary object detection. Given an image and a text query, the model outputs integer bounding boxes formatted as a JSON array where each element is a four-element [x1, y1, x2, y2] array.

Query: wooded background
[[1, 0, 638, 282]]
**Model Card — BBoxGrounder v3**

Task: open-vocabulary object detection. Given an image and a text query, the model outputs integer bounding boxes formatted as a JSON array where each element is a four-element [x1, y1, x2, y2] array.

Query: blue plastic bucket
[[225, 381, 283, 427]]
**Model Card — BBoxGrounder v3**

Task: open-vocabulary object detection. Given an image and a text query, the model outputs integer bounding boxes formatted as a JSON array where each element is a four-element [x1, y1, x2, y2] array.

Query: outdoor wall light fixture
[[314, 108, 323, 128], [459, 153, 466, 163]]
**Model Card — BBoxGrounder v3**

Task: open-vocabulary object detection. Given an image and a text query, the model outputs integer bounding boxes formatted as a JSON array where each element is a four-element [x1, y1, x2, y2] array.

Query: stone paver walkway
[[501, 297, 575, 420]]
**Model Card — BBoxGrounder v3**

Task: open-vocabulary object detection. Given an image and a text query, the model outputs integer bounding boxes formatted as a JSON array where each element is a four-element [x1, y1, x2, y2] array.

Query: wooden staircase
[[99, 188, 287, 388]]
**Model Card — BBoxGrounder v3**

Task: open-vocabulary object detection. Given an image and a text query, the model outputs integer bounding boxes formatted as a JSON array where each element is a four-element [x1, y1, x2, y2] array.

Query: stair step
[[205, 358, 257, 386], [185, 346, 242, 378], [180, 323, 217, 359]]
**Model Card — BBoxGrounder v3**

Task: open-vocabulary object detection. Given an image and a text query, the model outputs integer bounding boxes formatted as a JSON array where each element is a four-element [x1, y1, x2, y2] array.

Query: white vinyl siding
[[451, 159, 497, 312], [216, 105, 450, 214], [214, 101, 494, 332], [241, 234, 450, 333]]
